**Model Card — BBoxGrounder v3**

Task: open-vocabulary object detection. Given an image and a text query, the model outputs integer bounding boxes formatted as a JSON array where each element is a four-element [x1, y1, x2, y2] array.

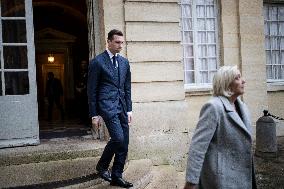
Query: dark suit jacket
[[87, 50, 132, 121]]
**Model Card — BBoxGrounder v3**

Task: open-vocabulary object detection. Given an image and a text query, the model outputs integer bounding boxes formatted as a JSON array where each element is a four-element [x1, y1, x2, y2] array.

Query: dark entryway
[[32, 0, 90, 137]]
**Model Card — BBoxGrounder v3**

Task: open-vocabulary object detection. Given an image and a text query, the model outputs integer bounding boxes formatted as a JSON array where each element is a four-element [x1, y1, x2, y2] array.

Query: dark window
[[4, 46, 28, 69], [1, 0, 25, 17], [5, 72, 29, 95], [2, 20, 27, 43]]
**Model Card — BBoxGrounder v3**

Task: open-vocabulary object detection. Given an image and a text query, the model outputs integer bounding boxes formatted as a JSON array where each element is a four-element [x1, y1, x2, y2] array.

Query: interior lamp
[[48, 54, 55, 63]]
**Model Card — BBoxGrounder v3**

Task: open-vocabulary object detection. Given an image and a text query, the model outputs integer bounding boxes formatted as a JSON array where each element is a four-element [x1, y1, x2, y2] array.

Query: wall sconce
[[48, 54, 55, 63]]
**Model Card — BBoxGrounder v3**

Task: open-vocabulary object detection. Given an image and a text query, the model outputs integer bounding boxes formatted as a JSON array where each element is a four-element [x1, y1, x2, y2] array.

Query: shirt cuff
[[92, 116, 99, 120], [127, 111, 132, 115]]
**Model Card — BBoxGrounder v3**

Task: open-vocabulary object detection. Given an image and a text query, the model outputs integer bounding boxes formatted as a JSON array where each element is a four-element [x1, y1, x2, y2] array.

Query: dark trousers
[[47, 96, 64, 120], [97, 111, 129, 179]]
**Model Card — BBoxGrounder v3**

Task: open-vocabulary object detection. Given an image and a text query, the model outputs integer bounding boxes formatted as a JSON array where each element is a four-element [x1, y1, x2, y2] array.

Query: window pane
[[182, 18, 192, 31], [208, 58, 217, 70], [272, 65, 278, 79], [197, 5, 205, 17], [264, 22, 269, 35], [265, 37, 271, 49], [270, 7, 278, 21], [207, 45, 216, 57], [206, 18, 215, 30], [200, 58, 207, 70], [198, 32, 206, 43], [206, 5, 215, 17], [281, 51, 284, 64], [270, 22, 278, 35], [275, 65, 282, 79], [281, 38, 284, 49], [264, 5, 269, 20], [182, 4, 191, 17], [198, 45, 206, 57], [266, 51, 271, 65], [207, 32, 216, 43], [184, 45, 193, 57], [266, 65, 273, 79], [183, 31, 193, 43], [272, 51, 280, 64], [184, 58, 194, 70], [197, 18, 206, 30], [2, 20, 27, 43], [279, 22, 284, 35], [5, 72, 29, 95], [271, 36, 279, 50], [280, 8, 284, 21], [1, 0, 25, 17], [4, 46, 28, 69], [200, 71, 208, 83], [185, 71, 195, 83]]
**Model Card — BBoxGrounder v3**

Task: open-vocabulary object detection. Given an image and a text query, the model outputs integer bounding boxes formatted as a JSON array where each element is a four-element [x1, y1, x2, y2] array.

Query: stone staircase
[[0, 139, 185, 189]]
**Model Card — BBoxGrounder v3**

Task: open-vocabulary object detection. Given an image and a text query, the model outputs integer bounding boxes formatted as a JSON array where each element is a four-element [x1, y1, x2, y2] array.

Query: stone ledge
[[0, 140, 105, 166]]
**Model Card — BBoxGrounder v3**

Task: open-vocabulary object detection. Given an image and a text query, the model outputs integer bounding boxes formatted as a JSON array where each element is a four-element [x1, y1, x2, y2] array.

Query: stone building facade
[[0, 0, 283, 170]]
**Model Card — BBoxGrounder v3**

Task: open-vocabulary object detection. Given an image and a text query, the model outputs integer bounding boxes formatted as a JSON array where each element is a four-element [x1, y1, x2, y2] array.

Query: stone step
[[0, 139, 105, 166], [144, 165, 185, 189], [0, 156, 101, 188], [85, 159, 153, 189], [0, 139, 106, 188]]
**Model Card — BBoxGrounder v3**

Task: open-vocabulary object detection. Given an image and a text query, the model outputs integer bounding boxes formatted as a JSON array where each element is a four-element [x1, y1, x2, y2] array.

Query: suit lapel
[[218, 96, 251, 137], [117, 56, 123, 86], [103, 50, 115, 77]]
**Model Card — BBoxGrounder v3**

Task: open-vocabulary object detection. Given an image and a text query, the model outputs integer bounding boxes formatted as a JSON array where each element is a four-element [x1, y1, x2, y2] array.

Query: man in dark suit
[[46, 72, 64, 121], [87, 29, 133, 188]]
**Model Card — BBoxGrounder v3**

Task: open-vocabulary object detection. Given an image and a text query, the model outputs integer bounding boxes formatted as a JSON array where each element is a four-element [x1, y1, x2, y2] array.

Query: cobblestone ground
[[255, 136, 284, 189]]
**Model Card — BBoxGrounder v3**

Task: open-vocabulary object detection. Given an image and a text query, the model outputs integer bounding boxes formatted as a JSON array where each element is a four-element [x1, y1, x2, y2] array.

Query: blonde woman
[[184, 66, 257, 189]]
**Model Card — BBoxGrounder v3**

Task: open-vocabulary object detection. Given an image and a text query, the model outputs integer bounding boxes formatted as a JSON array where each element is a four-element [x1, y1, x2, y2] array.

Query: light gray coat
[[186, 96, 255, 189]]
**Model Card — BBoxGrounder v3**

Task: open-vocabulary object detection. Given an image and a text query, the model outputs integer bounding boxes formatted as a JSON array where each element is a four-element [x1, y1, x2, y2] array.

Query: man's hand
[[127, 113, 132, 124], [184, 182, 197, 189], [92, 116, 101, 129]]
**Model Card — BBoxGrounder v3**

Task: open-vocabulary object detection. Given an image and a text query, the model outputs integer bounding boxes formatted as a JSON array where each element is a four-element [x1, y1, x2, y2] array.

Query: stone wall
[[268, 91, 284, 119], [100, 0, 282, 171], [102, 0, 189, 170], [238, 0, 268, 122]]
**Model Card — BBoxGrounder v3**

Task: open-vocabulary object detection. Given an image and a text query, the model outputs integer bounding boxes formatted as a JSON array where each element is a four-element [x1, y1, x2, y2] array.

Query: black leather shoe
[[97, 170, 112, 182], [96, 164, 112, 182], [110, 177, 133, 188]]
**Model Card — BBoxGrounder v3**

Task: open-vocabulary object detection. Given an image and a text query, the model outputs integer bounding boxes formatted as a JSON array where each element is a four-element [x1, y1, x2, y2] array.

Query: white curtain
[[181, 0, 218, 84], [264, 4, 284, 80]]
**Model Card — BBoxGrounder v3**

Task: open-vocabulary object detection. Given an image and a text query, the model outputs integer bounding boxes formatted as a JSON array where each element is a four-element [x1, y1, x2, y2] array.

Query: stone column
[[86, 0, 105, 60], [86, 0, 108, 140]]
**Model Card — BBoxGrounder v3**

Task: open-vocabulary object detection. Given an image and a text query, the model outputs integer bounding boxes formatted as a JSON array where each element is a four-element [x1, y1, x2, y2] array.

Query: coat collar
[[218, 96, 252, 138]]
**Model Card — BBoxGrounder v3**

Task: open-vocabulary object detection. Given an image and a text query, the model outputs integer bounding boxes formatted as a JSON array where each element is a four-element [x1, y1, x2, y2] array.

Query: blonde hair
[[213, 65, 240, 97]]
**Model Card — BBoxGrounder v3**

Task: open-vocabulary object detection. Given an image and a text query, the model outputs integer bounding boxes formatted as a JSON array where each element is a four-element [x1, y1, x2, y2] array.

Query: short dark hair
[[107, 29, 123, 41]]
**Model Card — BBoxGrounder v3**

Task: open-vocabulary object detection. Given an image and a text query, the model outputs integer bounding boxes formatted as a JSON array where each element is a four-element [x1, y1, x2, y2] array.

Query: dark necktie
[[112, 55, 117, 69]]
